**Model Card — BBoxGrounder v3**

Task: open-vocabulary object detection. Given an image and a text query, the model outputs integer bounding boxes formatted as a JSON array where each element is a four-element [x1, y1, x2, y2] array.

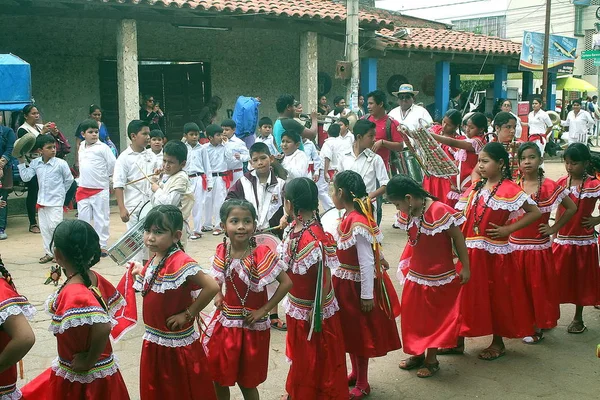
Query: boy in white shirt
[[280, 131, 309, 183], [302, 138, 334, 210], [18, 135, 73, 263], [76, 119, 116, 255], [255, 117, 279, 157], [202, 124, 230, 235], [149, 129, 164, 161], [113, 120, 159, 263], [221, 119, 250, 184], [338, 117, 355, 148], [183, 122, 213, 240], [321, 123, 342, 183]]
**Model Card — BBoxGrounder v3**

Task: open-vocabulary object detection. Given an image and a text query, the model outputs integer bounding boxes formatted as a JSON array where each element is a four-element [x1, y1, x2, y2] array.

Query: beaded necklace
[[223, 244, 253, 317], [285, 218, 317, 269], [141, 245, 179, 297], [568, 173, 587, 209], [472, 179, 504, 235], [518, 172, 543, 204], [407, 198, 427, 246]]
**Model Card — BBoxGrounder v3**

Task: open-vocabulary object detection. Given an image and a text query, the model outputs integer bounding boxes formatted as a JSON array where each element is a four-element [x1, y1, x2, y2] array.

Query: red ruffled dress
[[332, 211, 401, 357], [0, 279, 36, 400], [133, 250, 216, 400], [279, 221, 347, 399], [509, 178, 568, 329], [396, 201, 465, 355], [455, 180, 536, 338], [552, 176, 600, 306], [22, 279, 129, 399], [448, 135, 484, 202], [204, 244, 285, 388]]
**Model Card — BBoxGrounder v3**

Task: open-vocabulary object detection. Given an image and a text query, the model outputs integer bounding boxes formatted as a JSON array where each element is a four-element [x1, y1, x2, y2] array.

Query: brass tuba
[[547, 110, 561, 126]]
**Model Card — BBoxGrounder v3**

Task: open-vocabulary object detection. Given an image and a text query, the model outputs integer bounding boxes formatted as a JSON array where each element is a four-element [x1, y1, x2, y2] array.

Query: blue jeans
[[0, 188, 7, 230]]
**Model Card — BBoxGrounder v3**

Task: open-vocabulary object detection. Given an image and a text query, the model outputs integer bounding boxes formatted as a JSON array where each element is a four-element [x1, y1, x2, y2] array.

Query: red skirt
[[422, 176, 456, 208], [552, 243, 600, 306], [21, 367, 130, 400], [140, 339, 216, 400], [513, 249, 560, 329], [460, 249, 535, 338], [207, 319, 270, 388], [400, 277, 462, 355], [332, 273, 401, 357], [318, 125, 327, 148], [285, 313, 348, 399]]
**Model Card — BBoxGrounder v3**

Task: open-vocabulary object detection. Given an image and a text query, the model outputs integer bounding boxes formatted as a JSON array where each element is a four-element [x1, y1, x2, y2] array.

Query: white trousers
[[190, 175, 207, 234], [78, 189, 110, 248], [202, 177, 227, 229], [39, 206, 63, 256], [316, 172, 335, 211]]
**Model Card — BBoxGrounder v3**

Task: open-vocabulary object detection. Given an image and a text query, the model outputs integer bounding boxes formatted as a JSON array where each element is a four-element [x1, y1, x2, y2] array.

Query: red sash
[[308, 163, 315, 174], [76, 187, 103, 202]]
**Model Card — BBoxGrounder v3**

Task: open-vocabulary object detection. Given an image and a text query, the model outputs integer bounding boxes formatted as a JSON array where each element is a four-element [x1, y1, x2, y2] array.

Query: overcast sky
[[375, 0, 510, 23]]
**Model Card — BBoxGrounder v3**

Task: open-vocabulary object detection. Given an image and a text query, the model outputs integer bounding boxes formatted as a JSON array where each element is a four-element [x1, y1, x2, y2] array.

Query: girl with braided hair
[[510, 142, 576, 343], [21, 219, 130, 399], [331, 170, 401, 400], [390, 175, 469, 378], [205, 199, 291, 400], [0, 255, 35, 399], [279, 178, 347, 399], [442, 142, 541, 361], [131, 205, 220, 400], [552, 143, 600, 334]]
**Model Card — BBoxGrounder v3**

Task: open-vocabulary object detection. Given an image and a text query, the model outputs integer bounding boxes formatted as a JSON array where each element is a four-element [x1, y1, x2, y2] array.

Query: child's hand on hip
[[166, 312, 190, 331], [71, 353, 93, 372], [245, 308, 267, 325]]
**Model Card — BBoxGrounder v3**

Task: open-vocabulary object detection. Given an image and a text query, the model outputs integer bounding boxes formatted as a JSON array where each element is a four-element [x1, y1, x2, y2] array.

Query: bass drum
[[398, 149, 424, 183], [254, 233, 282, 253], [320, 208, 345, 237]]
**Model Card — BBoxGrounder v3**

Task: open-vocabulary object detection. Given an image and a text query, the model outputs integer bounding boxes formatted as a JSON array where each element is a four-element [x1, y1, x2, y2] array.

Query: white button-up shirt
[[302, 139, 322, 171], [184, 143, 213, 188], [255, 134, 280, 156], [224, 136, 250, 171], [527, 110, 552, 136], [338, 148, 389, 194], [281, 149, 309, 182], [321, 137, 342, 170], [78, 141, 116, 189], [204, 143, 229, 173], [388, 104, 433, 131], [562, 110, 595, 144], [18, 157, 73, 207], [113, 147, 161, 211]]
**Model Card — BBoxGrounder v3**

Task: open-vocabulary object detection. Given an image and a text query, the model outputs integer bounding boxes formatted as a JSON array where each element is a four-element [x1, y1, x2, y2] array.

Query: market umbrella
[[556, 76, 597, 92]]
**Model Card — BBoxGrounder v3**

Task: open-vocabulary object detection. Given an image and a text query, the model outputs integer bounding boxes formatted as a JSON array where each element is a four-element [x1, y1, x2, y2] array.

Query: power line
[[394, 0, 489, 12], [447, 2, 572, 22]]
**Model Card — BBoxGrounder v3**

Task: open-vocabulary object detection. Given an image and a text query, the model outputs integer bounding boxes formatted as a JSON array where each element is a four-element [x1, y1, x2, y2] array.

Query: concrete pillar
[[546, 72, 557, 111], [434, 60, 450, 121], [360, 58, 377, 98], [117, 19, 140, 151], [522, 71, 534, 101], [494, 64, 508, 102], [300, 32, 318, 114]]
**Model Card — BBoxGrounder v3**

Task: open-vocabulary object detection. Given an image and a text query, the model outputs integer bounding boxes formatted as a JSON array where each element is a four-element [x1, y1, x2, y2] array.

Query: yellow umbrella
[[556, 76, 597, 92]]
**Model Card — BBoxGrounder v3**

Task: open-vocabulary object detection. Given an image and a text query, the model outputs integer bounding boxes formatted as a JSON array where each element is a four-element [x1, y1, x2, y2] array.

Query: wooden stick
[[135, 163, 152, 184], [18, 359, 23, 379], [260, 225, 281, 233], [125, 173, 160, 186]]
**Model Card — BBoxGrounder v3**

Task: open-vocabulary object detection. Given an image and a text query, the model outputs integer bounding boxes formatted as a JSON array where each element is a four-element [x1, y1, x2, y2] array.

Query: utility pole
[[541, 0, 552, 104], [346, 0, 360, 112]]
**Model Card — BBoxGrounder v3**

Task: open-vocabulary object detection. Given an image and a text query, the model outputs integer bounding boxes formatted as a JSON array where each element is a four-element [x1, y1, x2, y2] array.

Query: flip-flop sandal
[[189, 233, 203, 240], [567, 320, 587, 334], [478, 347, 506, 361], [437, 346, 464, 355], [39, 255, 54, 264], [416, 361, 440, 378], [348, 373, 357, 386], [522, 331, 544, 344], [29, 225, 40, 234], [594, 305, 600, 310], [270, 318, 287, 331], [399, 355, 425, 370]]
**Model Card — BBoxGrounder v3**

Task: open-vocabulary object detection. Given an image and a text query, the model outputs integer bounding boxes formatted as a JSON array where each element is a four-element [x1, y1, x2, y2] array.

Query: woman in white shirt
[[526, 97, 553, 156], [498, 99, 523, 140], [561, 99, 595, 145]]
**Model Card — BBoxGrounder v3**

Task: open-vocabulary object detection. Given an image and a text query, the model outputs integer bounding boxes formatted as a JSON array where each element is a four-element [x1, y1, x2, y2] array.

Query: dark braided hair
[[475, 142, 512, 192], [517, 142, 544, 202], [563, 142, 600, 176], [334, 170, 369, 216], [0, 256, 16, 290], [386, 174, 438, 202], [51, 220, 106, 310], [219, 199, 258, 226], [284, 177, 323, 225]]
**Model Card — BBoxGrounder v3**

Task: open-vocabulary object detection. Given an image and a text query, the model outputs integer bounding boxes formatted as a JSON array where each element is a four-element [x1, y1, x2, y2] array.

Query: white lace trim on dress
[[0, 303, 36, 326], [283, 296, 339, 321], [216, 312, 270, 331], [466, 239, 513, 254], [51, 355, 120, 384], [553, 238, 597, 246], [142, 330, 200, 348], [332, 267, 361, 281], [335, 226, 384, 250]]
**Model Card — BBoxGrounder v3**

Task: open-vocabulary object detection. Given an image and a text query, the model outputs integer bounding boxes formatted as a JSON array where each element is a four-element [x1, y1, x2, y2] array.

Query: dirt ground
[[1, 161, 599, 399]]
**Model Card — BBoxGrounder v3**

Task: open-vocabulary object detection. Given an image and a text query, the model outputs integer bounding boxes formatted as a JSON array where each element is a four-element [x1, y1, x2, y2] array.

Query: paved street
[[1, 161, 599, 399]]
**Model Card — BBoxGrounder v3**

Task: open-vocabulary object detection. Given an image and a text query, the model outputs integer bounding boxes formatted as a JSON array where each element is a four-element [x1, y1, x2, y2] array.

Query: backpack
[[232, 96, 260, 139]]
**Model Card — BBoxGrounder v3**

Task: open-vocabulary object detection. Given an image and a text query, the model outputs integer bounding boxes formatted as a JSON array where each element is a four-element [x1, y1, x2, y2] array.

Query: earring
[[250, 236, 257, 248], [222, 236, 227, 247], [408, 203, 413, 216]]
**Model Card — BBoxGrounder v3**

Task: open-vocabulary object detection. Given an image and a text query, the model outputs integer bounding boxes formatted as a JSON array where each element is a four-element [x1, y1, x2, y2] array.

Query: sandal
[[567, 320, 587, 334], [416, 361, 440, 378], [437, 345, 464, 355], [522, 331, 544, 344], [39, 255, 54, 264], [349, 385, 371, 399], [347, 373, 357, 386], [478, 346, 506, 361], [29, 225, 40, 234], [270, 314, 287, 331], [399, 355, 425, 370], [189, 232, 203, 240]]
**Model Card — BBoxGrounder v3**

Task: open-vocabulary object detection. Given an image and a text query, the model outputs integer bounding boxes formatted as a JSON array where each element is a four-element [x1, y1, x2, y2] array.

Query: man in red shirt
[[365, 90, 404, 171]]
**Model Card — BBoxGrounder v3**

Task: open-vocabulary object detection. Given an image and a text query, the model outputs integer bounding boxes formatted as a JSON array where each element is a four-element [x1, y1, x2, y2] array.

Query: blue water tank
[[0, 54, 32, 111]]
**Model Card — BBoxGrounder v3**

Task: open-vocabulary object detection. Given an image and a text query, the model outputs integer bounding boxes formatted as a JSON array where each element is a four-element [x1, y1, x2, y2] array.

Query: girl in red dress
[[205, 199, 291, 400], [552, 143, 600, 334], [511, 142, 576, 343], [389, 175, 470, 378], [0, 256, 35, 399], [433, 112, 487, 202], [132, 205, 220, 400], [422, 109, 463, 208], [22, 220, 130, 399], [331, 170, 401, 399], [445, 142, 541, 360], [279, 178, 347, 399]]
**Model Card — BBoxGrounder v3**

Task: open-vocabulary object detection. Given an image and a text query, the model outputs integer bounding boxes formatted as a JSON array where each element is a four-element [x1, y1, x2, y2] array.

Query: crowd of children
[[3, 93, 600, 400]]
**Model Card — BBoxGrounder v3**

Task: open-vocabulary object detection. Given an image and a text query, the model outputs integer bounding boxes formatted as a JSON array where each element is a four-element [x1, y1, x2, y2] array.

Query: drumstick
[[125, 173, 160, 186], [18, 359, 23, 379], [127, 201, 142, 219], [135, 163, 152, 184], [261, 225, 281, 233]]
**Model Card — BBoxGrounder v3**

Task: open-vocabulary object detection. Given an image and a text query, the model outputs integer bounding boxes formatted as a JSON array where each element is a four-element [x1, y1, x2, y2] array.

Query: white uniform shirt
[[78, 141, 116, 189], [321, 137, 342, 171], [18, 157, 73, 207], [527, 110, 552, 135], [185, 142, 213, 188], [255, 134, 280, 156], [204, 143, 229, 173], [323, 108, 350, 132], [281, 149, 309, 182], [224, 136, 250, 171], [388, 104, 433, 131], [339, 132, 355, 147], [562, 110, 595, 144], [113, 147, 161, 211], [338, 148, 389, 194], [302, 139, 323, 171], [240, 171, 285, 230]]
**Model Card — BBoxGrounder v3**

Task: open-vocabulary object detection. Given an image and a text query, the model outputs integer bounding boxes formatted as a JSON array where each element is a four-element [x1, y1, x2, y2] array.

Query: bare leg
[[239, 385, 259, 400], [214, 383, 230, 400], [574, 305, 584, 322], [424, 348, 438, 364]]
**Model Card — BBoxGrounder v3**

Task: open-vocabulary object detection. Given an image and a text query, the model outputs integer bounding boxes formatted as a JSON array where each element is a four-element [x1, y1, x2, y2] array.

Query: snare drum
[[398, 150, 424, 183], [254, 233, 282, 253], [320, 208, 345, 236], [107, 202, 154, 265], [138, 201, 153, 220]]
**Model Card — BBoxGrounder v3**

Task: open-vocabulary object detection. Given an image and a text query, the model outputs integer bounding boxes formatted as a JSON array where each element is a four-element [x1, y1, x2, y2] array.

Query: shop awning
[[556, 76, 597, 92], [0, 54, 32, 111]]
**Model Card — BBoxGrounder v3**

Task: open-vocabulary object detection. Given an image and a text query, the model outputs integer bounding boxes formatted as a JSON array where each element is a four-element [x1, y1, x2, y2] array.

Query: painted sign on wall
[[518, 31, 578, 74]]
